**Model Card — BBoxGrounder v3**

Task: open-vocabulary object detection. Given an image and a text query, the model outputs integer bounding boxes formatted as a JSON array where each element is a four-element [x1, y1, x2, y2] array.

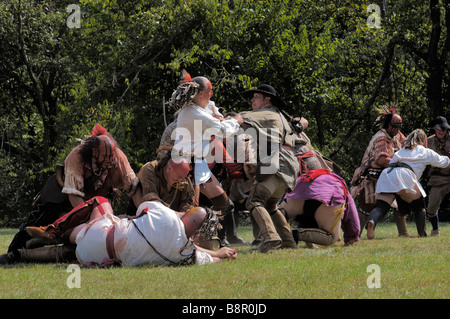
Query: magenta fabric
[[285, 171, 360, 242]]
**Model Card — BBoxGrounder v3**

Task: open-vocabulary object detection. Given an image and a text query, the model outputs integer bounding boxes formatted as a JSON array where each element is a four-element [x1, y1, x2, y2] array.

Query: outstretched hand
[[216, 247, 238, 260]]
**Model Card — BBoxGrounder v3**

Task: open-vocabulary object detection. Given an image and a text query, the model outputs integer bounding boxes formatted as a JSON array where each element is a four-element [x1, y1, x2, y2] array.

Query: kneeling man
[[280, 169, 360, 247]]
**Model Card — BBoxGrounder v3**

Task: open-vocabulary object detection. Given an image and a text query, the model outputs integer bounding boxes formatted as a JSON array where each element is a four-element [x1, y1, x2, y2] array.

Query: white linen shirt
[[76, 201, 213, 266], [375, 145, 450, 196], [173, 103, 240, 184]]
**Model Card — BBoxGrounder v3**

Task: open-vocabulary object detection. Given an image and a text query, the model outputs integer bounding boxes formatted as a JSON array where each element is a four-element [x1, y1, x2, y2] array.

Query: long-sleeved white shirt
[[172, 103, 240, 184]]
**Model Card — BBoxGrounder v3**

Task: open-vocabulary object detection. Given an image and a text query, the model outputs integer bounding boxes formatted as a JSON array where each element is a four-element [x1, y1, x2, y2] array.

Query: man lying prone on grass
[[0, 196, 237, 266]]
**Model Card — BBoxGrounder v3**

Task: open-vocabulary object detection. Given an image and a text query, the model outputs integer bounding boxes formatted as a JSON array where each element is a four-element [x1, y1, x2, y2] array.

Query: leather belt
[[105, 224, 117, 259], [387, 162, 415, 174]]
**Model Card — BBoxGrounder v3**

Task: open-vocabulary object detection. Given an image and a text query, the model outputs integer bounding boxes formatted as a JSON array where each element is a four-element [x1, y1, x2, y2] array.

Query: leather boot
[[249, 214, 261, 245], [393, 210, 411, 237], [367, 200, 391, 240], [271, 210, 297, 249], [296, 228, 335, 246], [18, 244, 77, 263], [430, 229, 440, 237], [210, 193, 231, 247], [250, 206, 281, 253], [411, 198, 427, 237], [249, 214, 263, 250], [427, 211, 440, 235], [0, 250, 20, 264], [414, 209, 427, 237], [222, 202, 249, 245], [225, 213, 249, 245], [217, 222, 229, 246]]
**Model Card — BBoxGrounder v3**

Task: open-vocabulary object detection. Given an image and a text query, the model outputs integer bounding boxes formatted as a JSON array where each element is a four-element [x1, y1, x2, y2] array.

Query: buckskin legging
[[44, 196, 110, 239]]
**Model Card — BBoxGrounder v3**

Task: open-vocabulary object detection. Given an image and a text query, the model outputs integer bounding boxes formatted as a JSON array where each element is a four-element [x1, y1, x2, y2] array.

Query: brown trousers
[[246, 175, 296, 248]]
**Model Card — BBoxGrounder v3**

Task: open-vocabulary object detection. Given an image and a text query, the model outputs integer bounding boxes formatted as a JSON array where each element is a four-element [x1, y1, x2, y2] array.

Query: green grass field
[[0, 223, 448, 299]]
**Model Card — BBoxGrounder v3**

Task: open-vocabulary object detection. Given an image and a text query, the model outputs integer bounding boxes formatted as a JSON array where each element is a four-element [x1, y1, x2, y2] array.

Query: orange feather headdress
[[181, 69, 192, 83], [91, 123, 109, 137]]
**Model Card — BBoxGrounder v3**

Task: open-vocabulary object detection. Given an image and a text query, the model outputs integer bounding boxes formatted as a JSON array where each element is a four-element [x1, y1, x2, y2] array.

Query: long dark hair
[[78, 124, 119, 163]]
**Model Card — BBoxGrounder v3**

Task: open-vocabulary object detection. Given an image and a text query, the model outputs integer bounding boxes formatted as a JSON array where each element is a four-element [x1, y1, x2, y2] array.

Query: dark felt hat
[[429, 116, 450, 130], [243, 84, 285, 107]]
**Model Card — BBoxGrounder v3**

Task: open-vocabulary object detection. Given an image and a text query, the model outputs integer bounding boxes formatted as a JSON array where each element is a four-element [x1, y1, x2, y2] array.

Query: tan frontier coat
[[240, 104, 299, 191]]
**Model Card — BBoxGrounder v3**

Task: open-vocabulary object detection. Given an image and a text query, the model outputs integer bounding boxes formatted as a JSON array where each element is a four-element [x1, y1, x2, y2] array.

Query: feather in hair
[[374, 102, 399, 127], [181, 70, 191, 83], [91, 123, 109, 137]]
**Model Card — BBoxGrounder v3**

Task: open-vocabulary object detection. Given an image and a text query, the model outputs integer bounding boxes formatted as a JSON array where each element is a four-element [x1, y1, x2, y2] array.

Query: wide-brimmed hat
[[429, 116, 450, 131], [243, 84, 285, 107]]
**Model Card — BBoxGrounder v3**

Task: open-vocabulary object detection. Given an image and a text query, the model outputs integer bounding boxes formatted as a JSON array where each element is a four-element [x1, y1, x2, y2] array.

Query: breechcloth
[[395, 195, 425, 216], [294, 200, 322, 228], [45, 196, 110, 239]]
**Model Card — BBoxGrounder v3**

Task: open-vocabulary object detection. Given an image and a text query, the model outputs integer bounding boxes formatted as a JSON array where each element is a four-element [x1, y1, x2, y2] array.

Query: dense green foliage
[[1, 0, 449, 226]]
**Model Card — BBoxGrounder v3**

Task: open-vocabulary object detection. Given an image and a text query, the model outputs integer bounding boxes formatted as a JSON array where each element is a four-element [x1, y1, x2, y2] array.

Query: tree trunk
[[17, 0, 53, 166], [426, 0, 445, 118]]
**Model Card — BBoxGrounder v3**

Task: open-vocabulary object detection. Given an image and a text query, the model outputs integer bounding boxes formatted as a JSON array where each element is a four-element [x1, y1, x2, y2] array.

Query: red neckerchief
[[299, 169, 348, 200]]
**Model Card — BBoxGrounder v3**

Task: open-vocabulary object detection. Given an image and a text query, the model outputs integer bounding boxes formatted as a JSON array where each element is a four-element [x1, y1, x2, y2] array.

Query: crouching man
[[280, 169, 360, 247]]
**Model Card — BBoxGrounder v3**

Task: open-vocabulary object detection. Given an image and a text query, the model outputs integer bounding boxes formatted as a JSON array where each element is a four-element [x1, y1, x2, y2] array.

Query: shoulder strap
[[277, 109, 289, 145], [130, 219, 178, 265]]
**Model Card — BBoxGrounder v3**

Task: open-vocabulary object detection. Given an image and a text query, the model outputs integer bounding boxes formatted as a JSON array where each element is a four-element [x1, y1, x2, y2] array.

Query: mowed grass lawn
[[0, 222, 448, 299]]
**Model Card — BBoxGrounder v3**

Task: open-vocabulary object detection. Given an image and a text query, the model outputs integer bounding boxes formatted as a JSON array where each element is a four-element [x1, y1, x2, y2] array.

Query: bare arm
[[194, 245, 237, 263], [68, 194, 84, 208], [375, 154, 391, 168]]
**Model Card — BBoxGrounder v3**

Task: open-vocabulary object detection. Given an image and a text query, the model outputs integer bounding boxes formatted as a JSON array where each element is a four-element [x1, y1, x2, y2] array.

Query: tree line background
[[1, 0, 449, 226]]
